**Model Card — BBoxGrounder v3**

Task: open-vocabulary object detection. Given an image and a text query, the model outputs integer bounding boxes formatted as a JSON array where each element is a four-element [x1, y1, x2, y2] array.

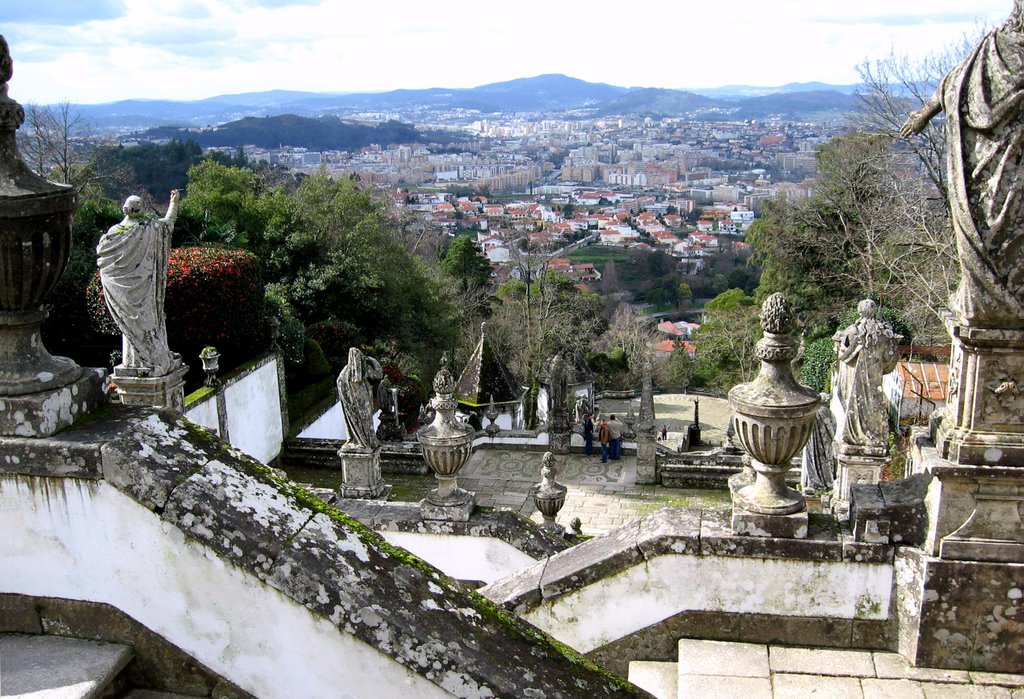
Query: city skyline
[[0, 0, 1011, 105]]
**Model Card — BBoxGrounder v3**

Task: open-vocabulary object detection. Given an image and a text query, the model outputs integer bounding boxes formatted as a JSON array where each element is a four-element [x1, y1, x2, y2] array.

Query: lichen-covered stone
[[850, 474, 930, 547], [912, 556, 1023, 672], [636, 507, 701, 558], [540, 520, 644, 599], [700, 509, 842, 561], [101, 410, 224, 510], [266, 511, 640, 698], [364, 504, 568, 561], [163, 457, 313, 577], [478, 559, 547, 615]]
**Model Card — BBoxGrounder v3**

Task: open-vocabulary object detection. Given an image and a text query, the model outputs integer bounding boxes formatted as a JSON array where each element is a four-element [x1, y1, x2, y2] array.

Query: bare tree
[[19, 101, 90, 185], [847, 33, 983, 336]]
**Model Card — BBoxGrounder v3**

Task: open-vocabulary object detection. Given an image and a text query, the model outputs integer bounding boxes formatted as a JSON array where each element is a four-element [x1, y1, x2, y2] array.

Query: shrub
[[88, 245, 268, 373], [307, 320, 362, 374], [382, 363, 427, 427], [799, 336, 836, 394]]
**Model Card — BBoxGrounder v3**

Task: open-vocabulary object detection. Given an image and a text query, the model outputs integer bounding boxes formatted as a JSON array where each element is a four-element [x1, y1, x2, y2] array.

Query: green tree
[[692, 289, 760, 392], [441, 236, 492, 292], [490, 270, 606, 399]]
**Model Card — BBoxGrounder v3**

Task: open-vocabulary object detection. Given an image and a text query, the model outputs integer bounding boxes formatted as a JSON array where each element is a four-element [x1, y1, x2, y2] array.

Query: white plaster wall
[[472, 432, 549, 448], [523, 554, 892, 653], [297, 402, 380, 441], [0, 475, 449, 699], [184, 397, 219, 437], [380, 531, 537, 584], [223, 361, 283, 464]]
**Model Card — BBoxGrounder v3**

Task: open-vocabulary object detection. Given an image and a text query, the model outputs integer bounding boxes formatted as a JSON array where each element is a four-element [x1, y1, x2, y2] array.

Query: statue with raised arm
[[833, 300, 901, 452], [900, 1, 1024, 325], [338, 347, 383, 452], [97, 190, 180, 376]]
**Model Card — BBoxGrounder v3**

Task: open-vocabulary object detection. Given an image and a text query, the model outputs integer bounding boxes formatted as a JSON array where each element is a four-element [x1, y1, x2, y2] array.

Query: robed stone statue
[[900, 0, 1024, 325], [338, 347, 383, 452], [833, 300, 901, 452], [97, 191, 180, 376]]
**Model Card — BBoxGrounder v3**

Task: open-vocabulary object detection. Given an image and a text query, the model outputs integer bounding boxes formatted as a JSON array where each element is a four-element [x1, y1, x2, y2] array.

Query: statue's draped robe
[[97, 216, 176, 376], [338, 349, 382, 451], [802, 401, 837, 493], [944, 23, 1024, 324], [835, 320, 899, 450]]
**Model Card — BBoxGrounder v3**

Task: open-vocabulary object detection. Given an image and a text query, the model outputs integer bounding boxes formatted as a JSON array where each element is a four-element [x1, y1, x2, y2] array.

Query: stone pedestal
[[338, 447, 391, 500], [635, 432, 657, 484], [548, 426, 571, 456], [112, 363, 188, 412], [937, 322, 1024, 466], [833, 448, 887, 513], [897, 548, 1023, 673], [728, 463, 807, 538], [912, 432, 1024, 562], [421, 477, 475, 522], [731, 507, 809, 539], [0, 368, 107, 438]]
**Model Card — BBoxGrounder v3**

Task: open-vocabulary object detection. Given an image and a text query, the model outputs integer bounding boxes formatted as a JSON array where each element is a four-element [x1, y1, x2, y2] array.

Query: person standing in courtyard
[[583, 412, 595, 456], [607, 414, 624, 460], [598, 417, 611, 463]]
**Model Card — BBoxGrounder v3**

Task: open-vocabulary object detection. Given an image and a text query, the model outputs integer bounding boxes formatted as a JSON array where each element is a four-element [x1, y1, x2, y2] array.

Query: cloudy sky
[[0, 0, 1011, 105]]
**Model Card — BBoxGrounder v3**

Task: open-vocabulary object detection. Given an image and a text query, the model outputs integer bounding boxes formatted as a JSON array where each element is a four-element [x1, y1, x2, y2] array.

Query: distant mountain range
[[76, 74, 861, 131]]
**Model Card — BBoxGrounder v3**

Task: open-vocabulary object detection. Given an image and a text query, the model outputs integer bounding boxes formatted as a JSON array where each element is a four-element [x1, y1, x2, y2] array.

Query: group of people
[[581, 413, 624, 463]]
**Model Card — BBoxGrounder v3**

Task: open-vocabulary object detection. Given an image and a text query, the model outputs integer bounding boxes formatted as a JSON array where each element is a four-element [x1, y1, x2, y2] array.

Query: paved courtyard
[[288, 393, 736, 535]]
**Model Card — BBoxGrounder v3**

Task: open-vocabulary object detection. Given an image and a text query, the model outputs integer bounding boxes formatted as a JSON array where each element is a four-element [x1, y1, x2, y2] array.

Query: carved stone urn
[[199, 346, 220, 388], [0, 36, 81, 397], [417, 354, 476, 520], [728, 293, 820, 516], [531, 451, 567, 534]]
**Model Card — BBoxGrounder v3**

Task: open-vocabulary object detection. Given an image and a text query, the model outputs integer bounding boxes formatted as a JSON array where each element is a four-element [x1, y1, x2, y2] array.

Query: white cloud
[[2, 0, 1012, 104]]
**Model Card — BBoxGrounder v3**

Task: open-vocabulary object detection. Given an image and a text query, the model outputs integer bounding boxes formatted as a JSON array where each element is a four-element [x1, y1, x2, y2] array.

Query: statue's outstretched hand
[[899, 110, 931, 139]]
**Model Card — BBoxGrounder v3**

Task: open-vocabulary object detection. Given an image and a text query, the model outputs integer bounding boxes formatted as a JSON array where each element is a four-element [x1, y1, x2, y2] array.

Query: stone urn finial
[[0, 35, 81, 400], [531, 451, 567, 534], [728, 292, 820, 519], [199, 346, 220, 388], [484, 393, 500, 436], [417, 352, 476, 521]]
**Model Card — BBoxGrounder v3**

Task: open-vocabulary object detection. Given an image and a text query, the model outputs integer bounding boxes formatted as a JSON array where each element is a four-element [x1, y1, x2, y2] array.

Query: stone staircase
[[627, 639, 1024, 699], [0, 635, 195, 699]]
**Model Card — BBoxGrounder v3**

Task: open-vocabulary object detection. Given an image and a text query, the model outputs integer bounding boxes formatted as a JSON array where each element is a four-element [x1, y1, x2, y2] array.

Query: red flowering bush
[[88, 246, 268, 371], [306, 319, 361, 374]]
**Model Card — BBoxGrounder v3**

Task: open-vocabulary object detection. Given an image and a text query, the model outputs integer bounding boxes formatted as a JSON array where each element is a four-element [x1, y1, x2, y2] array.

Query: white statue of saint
[[97, 190, 180, 376]]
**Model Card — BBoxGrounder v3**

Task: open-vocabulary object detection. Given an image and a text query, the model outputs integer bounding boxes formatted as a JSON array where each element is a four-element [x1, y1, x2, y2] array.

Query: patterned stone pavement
[[386, 448, 730, 535], [285, 394, 735, 535]]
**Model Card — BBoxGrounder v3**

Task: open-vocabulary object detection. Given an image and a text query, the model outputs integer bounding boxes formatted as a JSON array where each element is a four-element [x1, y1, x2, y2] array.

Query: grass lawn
[[566, 246, 630, 270]]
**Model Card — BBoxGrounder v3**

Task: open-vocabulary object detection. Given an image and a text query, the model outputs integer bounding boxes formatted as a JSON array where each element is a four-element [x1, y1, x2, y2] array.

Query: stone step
[[627, 660, 678, 699], [0, 633, 133, 698]]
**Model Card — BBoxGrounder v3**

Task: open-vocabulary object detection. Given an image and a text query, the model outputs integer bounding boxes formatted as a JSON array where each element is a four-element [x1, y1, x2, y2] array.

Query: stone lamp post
[[417, 354, 476, 521], [728, 293, 820, 538], [0, 36, 105, 437], [531, 451, 567, 535]]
